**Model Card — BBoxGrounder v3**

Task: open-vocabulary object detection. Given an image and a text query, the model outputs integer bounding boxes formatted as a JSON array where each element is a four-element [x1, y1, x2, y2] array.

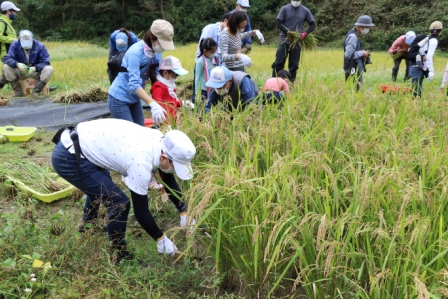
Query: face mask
[[160, 164, 175, 174], [360, 28, 370, 35], [152, 44, 164, 53], [291, 1, 301, 7], [9, 13, 16, 21], [237, 28, 244, 34], [239, 8, 247, 12], [169, 77, 177, 84], [215, 88, 229, 96]]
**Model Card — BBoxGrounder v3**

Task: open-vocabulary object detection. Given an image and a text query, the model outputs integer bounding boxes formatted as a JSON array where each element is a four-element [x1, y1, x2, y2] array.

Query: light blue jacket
[[108, 40, 161, 104]]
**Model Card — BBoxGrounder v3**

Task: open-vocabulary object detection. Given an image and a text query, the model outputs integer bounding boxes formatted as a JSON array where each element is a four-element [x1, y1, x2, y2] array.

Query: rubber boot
[[32, 80, 46, 97], [0, 74, 8, 90], [10, 78, 24, 97]]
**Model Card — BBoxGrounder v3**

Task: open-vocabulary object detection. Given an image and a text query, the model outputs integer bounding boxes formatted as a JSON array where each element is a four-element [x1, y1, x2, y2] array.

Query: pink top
[[388, 35, 411, 56], [442, 63, 448, 88], [262, 77, 289, 94]]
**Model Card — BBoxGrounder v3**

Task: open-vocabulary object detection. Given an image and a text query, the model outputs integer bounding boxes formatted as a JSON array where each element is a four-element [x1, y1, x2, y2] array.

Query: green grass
[[1, 41, 448, 298]]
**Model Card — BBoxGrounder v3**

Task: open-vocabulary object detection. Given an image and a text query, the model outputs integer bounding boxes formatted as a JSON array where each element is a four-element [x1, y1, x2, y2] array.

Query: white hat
[[1, 1, 20, 11], [237, 0, 250, 7], [161, 130, 196, 180], [405, 31, 416, 45], [19, 30, 33, 49], [159, 56, 188, 76]]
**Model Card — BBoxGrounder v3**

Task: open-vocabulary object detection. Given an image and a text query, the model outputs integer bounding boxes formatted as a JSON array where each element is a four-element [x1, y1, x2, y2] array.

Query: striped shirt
[[220, 28, 254, 70]]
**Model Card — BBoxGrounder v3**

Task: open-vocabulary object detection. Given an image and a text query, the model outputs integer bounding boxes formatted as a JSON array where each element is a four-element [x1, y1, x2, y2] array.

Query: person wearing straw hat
[[343, 15, 375, 91], [408, 21, 443, 97], [150, 55, 191, 124], [271, 0, 316, 83], [108, 19, 175, 126], [51, 118, 197, 263], [388, 31, 416, 82]]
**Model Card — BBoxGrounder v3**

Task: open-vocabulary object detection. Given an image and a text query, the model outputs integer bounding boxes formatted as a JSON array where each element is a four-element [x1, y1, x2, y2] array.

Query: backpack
[[407, 34, 435, 62], [107, 51, 128, 78]]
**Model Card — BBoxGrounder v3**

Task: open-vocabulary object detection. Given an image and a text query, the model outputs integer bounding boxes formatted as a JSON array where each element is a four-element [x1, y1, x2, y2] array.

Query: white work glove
[[157, 235, 177, 257], [427, 72, 434, 82], [182, 100, 195, 109], [149, 101, 166, 125], [180, 212, 197, 232], [28, 66, 36, 76], [254, 30, 265, 44], [148, 179, 163, 190], [17, 63, 29, 76], [239, 54, 253, 67]]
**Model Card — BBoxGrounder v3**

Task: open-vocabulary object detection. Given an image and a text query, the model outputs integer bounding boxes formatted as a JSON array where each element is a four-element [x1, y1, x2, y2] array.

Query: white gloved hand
[[239, 54, 253, 67], [427, 72, 434, 82], [157, 235, 177, 257], [17, 63, 29, 76], [148, 179, 163, 190], [149, 101, 166, 125], [28, 66, 36, 76], [182, 100, 195, 109], [180, 212, 197, 232], [255, 30, 265, 44]]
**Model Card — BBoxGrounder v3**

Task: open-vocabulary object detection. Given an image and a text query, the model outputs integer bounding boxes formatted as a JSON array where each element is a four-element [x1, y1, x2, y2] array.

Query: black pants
[[392, 56, 410, 82], [272, 40, 301, 82]]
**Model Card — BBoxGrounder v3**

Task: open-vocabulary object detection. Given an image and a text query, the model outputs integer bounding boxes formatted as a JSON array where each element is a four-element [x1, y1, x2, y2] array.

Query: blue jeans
[[52, 142, 130, 245], [108, 93, 144, 126], [409, 66, 424, 97]]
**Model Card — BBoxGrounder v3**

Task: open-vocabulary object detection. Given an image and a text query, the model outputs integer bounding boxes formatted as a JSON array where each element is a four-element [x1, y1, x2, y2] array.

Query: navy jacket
[[3, 39, 50, 72]]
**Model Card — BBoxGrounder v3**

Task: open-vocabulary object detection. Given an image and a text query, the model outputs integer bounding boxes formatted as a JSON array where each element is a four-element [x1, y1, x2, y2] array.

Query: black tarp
[[0, 98, 111, 131]]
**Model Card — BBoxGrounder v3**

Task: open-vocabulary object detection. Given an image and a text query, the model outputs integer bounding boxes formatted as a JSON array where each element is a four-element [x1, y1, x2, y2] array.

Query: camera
[[365, 51, 372, 64]]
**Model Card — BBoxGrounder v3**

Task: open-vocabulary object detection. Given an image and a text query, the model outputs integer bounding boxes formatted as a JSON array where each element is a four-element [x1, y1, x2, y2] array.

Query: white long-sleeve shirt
[[420, 37, 438, 73]]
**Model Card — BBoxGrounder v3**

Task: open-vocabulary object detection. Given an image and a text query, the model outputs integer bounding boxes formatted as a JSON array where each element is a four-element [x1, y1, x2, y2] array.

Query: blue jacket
[[108, 40, 161, 104], [109, 29, 139, 57], [3, 39, 50, 72]]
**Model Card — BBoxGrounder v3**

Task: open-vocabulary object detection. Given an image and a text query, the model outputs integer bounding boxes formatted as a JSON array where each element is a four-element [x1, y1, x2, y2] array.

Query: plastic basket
[[0, 126, 36, 142], [6, 175, 74, 203]]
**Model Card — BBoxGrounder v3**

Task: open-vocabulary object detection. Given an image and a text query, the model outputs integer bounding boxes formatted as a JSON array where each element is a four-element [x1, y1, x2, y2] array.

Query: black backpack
[[407, 34, 435, 62], [107, 51, 128, 77]]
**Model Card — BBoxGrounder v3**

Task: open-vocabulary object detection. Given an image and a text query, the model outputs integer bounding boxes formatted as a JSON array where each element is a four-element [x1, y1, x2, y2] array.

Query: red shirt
[[388, 35, 411, 56], [150, 81, 182, 123]]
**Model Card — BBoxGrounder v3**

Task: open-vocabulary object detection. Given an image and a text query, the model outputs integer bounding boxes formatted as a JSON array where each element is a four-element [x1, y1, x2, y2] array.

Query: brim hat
[[206, 66, 233, 88], [115, 32, 129, 51], [1, 1, 20, 11], [151, 19, 175, 51], [429, 21, 443, 30], [161, 130, 196, 180], [354, 15, 375, 27], [237, 0, 250, 8], [159, 55, 189, 76]]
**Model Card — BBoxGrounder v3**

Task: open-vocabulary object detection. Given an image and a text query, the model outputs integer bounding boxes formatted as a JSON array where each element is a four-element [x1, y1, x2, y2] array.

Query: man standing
[[388, 31, 416, 82], [272, 0, 316, 82], [229, 0, 252, 53], [2, 30, 54, 96], [343, 15, 374, 91]]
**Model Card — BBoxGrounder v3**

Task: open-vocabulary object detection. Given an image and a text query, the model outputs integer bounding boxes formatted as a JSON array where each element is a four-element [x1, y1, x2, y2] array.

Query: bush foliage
[[12, 0, 448, 50]]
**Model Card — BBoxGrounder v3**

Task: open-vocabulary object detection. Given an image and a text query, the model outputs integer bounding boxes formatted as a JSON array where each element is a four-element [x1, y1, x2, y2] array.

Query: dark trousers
[[392, 56, 410, 82], [272, 40, 301, 82], [52, 142, 186, 246]]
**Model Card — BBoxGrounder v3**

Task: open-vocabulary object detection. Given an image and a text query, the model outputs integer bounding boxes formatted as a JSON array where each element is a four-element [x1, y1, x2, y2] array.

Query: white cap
[[19, 30, 33, 49], [1, 1, 20, 11], [161, 130, 196, 180], [206, 66, 232, 88], [405, 31, 416, 45], [159, 55, 188, 76], [237, 0, 250, 7]]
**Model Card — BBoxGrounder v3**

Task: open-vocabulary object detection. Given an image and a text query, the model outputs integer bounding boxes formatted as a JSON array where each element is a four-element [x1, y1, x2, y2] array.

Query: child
[[150, 56, 190, 124], [441, 62, 448, 96], [260, 70, 291, 104], [193, 37, 218, 103]]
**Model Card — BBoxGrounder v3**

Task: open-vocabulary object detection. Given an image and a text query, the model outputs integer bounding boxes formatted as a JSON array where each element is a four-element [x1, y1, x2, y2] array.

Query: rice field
[[1, 41, 448, 298]]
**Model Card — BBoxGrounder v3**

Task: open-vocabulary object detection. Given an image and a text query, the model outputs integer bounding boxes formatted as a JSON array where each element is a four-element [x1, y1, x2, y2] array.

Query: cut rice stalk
[[284, 31, 319, 51]]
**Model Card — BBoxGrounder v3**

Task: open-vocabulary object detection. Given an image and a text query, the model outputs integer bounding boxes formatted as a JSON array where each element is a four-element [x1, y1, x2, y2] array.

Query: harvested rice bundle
[[285, 31, 319, 51]]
